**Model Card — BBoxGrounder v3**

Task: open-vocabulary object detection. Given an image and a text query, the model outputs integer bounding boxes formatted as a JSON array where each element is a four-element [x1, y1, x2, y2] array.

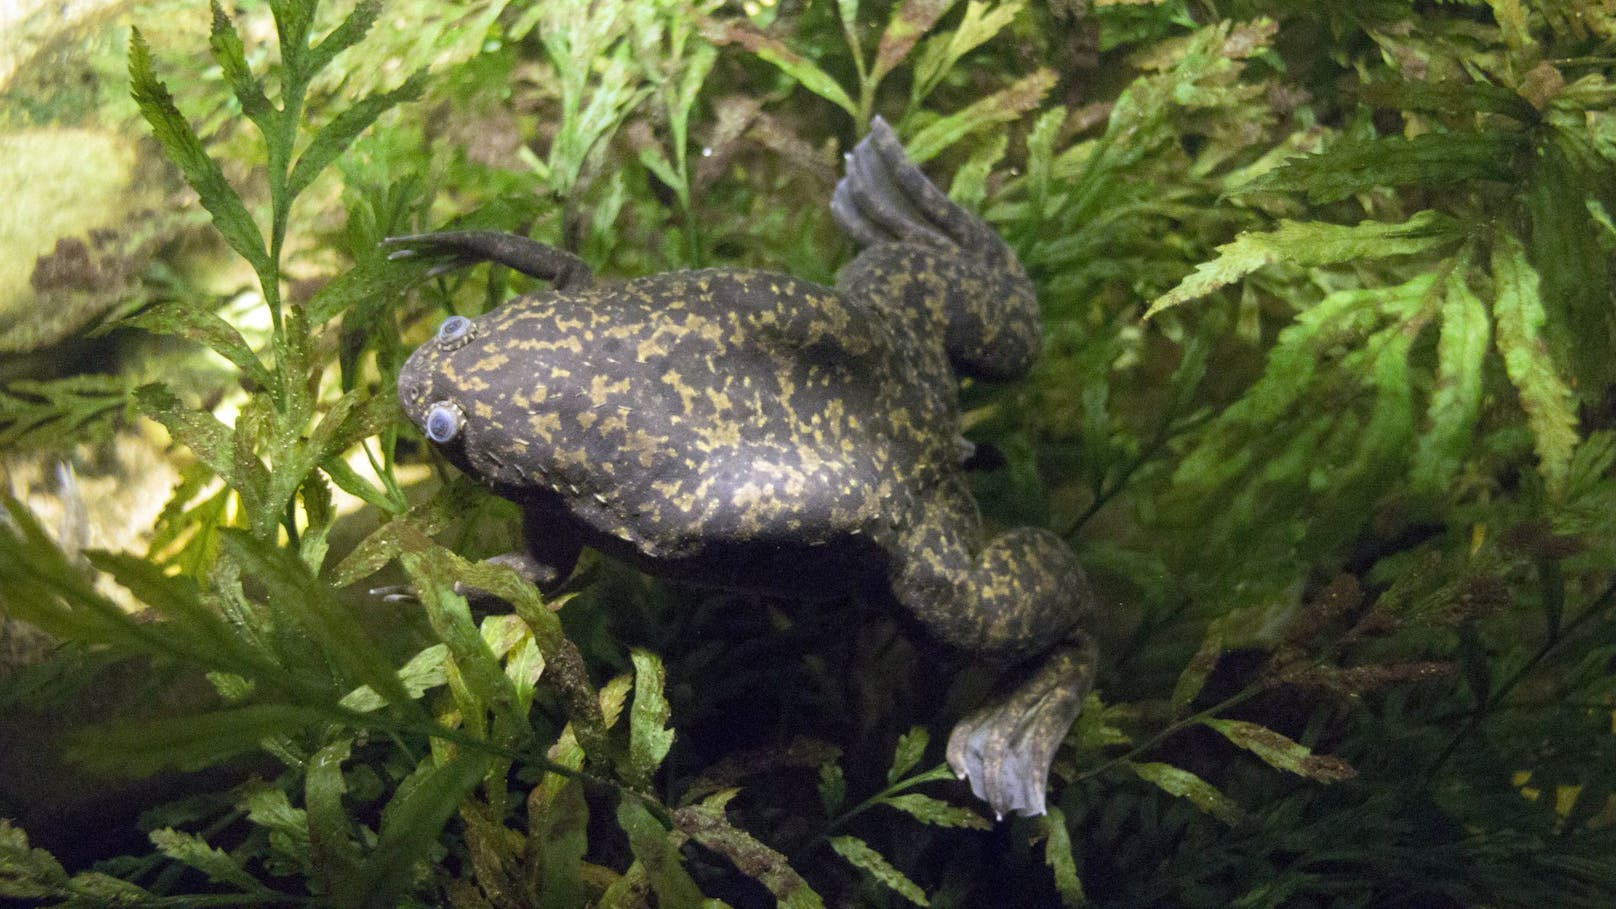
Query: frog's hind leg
[[383, 231, 593, 291], [831, 117, 1041, 381], [889, 475, 1096, 818]]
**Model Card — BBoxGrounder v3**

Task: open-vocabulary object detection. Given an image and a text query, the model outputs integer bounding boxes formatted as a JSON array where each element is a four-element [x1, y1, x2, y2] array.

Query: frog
[[389, 116, 1096, 819]]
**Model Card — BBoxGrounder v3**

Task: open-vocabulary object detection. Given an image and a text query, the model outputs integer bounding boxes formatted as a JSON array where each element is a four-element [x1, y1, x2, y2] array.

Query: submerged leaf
[[881, 793, 991, 829], [906, 68, 1057, 163], [149, 828, 268, 894], [829, 836, 929, 906], [1145, 211, 1457, 318], [1127, 761, 1242, 824], [628, 648, 676, 787], [1245, 133, 1522, 203], [1412, 266, 1490, 495], [1491, 231, 1579, 495], [702, 20, 858, 117], [128, 29, 268, 275], [1040, 807, 1087, 908], [617, 796, 708, 907], [1202, 718, 1357, 782], [675, 802, 826, 908]]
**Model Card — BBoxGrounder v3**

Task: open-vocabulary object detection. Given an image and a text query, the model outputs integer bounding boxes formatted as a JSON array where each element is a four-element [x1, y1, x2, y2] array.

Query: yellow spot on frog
[[662, 369, 699, 413]]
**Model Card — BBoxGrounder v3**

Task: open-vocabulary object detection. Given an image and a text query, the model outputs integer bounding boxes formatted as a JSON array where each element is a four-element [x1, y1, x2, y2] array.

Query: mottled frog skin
[[392, 117, 1096, 818]]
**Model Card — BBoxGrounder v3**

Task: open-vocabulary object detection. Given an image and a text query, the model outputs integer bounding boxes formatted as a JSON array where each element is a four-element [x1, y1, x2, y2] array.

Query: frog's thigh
[[889, 478, 1089, 657]]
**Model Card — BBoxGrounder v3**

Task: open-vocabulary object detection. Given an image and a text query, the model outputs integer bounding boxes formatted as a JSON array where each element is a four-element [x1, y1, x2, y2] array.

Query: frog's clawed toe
[[945, 640, 1096, 818], [382, 231, 593, 290], [368, 584, 421, 604]]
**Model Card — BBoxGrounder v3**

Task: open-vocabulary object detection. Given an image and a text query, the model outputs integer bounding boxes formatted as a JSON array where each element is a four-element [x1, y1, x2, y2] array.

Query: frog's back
[[464, 268, 956, 556]]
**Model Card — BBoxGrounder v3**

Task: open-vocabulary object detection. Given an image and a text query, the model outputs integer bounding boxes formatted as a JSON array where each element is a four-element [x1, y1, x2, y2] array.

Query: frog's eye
[[424, 402, 464, 443], [436, 315, 474, 349]]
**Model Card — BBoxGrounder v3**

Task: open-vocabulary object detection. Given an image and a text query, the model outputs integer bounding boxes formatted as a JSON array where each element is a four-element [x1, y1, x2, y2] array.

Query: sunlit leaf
[[128, 29, 269, 275]]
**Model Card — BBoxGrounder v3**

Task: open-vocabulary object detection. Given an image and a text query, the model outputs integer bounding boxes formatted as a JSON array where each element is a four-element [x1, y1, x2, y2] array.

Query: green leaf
[[628, 648, 676, 787], [1412, 266, 1491, 495], [305, 0, 380, 77], [400, 547, 520, 723], [134, 383, 248, 490], [150, 828, 268, 893], [339, 751, 495, 909], [288, 70, 428, 199], [675, 802, 825, 909], [308, 239, 442, 325], [1491, 230, 1579, 496], [912, 0, 1026, 103], [1201, 718, 1357, 783], [906, 68, 1057, 164], [222, 529, 416, 710], [703, 21, 858, 118], [529, 775, 589, 909], [0, 375, 131, 449], [1527, 135, 1613, 389], [306, 739, 362, 893], [880, 792, 991, 829], [69, 704, 330, 777], [244, 785, 313, 877], [1040, 807, 1086, 908], [1244, 133, 1522, 204], [1144, 210, 1457, 319], [122, 301, 274, 392], [617, 796, 708, 908], [1127, 761, 1241, 824], [873, 0, 958, 85], [85, 549, 267, 673], [948, 131, 1008, 209], [887, 726, 930, 783], [128, 29, 269, 275], [828, 836, 928, 907], [209, 0, 271, 124], [0, 818, 70, 899], [340, 643, 450, 712], [1359, 78, 1538, 122], [818, 761, 846, 815]]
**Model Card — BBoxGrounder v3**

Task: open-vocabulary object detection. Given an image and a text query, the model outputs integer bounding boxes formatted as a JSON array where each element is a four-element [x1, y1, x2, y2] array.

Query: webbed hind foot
[[946, 635, 1097, 818]]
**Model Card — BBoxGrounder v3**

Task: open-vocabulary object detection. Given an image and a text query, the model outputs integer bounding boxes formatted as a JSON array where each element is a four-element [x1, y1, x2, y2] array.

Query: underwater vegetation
[[1, 0, 1615, 905]]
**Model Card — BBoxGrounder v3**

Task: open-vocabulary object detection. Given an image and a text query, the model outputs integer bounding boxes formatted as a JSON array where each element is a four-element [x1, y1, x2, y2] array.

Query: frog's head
[[398, 313, 517, 486]]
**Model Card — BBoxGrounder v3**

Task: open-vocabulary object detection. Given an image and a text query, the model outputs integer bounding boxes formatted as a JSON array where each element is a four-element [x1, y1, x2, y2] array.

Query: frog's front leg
[[890, 476, 1096, 818], [383, 231, 593, 291]]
